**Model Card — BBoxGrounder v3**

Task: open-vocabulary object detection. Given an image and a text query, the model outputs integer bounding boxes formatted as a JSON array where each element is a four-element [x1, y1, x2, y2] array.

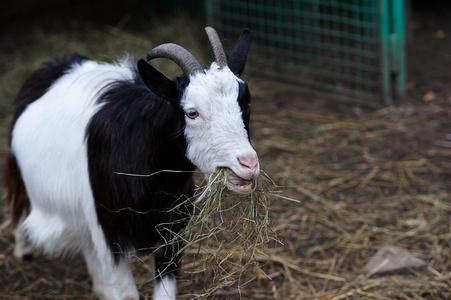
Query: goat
[[3, 27, 259, 300]]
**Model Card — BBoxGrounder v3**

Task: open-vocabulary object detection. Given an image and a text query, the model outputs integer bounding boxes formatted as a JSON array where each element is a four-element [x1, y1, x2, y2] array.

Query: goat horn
[[146, 43, 204, 75], [205, 27, 227, 68]]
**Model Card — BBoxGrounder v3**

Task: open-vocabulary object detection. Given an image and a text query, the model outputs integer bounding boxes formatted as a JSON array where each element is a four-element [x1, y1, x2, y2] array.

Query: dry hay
[[239, 96, 451, 299], [171, 169, 283, 299]]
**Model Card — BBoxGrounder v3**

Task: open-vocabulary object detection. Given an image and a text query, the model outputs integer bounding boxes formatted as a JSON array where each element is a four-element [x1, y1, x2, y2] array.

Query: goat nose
[[238, 155, 259, 174]]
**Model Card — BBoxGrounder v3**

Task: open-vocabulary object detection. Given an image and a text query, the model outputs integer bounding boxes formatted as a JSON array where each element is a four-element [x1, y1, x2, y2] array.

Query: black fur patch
[[237, 81, 252, 138], [86, 68, 195, 269]]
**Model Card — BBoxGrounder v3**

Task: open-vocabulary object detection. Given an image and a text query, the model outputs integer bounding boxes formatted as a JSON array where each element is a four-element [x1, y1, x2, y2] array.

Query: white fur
[[13, 212, 33, 260], [153, 275, 177, 300], [84, 248, 138, 300], [183, 63, 259, 180]]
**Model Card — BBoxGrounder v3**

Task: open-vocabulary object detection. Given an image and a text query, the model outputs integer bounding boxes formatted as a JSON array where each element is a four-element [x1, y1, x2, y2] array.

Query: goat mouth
[[224, 168, 256, 194]]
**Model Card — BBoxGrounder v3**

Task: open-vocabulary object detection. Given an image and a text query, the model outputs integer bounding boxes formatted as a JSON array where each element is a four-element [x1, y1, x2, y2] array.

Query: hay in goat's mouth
[[175, 168, 280, 298]]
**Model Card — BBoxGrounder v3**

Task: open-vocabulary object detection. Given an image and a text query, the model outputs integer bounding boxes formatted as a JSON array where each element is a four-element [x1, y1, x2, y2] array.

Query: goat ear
[[137, 59, 178, 100], [227, 28, 251, 77]]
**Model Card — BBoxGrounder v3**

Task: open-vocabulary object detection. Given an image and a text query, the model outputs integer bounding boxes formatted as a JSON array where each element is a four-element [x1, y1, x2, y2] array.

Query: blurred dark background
[[0, 0, 206, 34]]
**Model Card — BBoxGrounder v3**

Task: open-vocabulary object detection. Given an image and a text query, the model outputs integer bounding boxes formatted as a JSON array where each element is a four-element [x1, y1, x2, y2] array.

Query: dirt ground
[[0, 3, 450, 299]]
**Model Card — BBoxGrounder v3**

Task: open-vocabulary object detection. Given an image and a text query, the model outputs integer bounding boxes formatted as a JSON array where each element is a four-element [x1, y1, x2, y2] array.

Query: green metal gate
[[206, 0, 406, 105]]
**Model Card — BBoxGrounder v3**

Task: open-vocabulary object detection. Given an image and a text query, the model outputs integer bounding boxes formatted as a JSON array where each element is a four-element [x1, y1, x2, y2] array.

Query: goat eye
[[186, 109, 199, 119]]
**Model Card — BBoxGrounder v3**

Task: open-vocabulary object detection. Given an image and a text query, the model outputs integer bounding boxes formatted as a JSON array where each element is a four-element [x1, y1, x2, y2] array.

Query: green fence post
[[390, 0, 406, 101]]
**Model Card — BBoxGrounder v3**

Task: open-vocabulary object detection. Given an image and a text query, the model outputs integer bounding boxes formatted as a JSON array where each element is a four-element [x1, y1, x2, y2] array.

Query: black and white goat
[[4, 27, 259, 299]]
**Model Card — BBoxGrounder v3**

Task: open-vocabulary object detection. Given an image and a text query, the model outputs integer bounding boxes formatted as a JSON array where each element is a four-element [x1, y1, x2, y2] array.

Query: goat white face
[[182, 63, 259, 193], [138, 27, 258, 193]]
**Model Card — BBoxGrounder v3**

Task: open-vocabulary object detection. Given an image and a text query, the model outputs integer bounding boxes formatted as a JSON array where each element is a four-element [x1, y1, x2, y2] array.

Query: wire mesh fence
[[206, 0, 406, 104]]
